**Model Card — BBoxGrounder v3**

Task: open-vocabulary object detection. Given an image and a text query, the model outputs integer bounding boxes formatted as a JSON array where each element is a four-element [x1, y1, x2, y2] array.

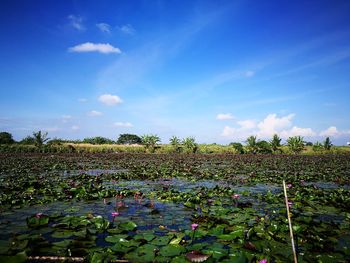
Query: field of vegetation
[[1, 151, 350, 262]]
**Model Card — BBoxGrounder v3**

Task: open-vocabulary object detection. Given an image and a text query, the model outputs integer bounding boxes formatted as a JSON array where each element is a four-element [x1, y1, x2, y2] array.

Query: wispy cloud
[[113, 122, 133, 128], [78, 98, 87, 103], [216, 113, 235, 120], [68, 15, 85, 31], [98, 94, 123, 106], [118, 24, 136, 35], [71, 125, 80, 131], [96, 23, 112, 34], [69, 43, 121, 54], [88, 110, 103, 117], [97, 4, 230, 91], [245, 71, 255, 77], [62, 115, 72, 123]]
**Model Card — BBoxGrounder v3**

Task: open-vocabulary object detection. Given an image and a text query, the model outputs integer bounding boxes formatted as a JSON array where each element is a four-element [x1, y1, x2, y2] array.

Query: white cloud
[[319, 126, 340, 137], [280, 126, 316, 138], [245, 71, 255, 77], [78, 98, 87, 103], [68, 15, 85, 31], [98, 94, 123, 106], [88, 110, 103, 117], [68, 42, 121, 54], [71, 125, 80, 131], [118, 24, 136, 35], [96, 23, 111, 33], [221, 126, 252, 140], [257, 113, 294, 137], [113, 122, 133, 128], [319, 126, 350, 137], [216, 113, 235, 120], [237, 119, 256, 130], [221, 113, 316, 140]]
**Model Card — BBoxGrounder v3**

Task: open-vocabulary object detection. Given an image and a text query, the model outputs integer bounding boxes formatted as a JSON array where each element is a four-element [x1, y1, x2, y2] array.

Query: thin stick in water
[[283, 180, 298, 263]]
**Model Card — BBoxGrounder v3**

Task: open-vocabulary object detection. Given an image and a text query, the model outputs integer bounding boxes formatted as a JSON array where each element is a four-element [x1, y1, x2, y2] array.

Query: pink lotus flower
[[111, 212, 120, 217], [259, 259, 268, 263], [287, 183, 292, 188], [288, 201, 292, 208], [36, 213, 43, 218], [232, 194, 240, 199], [191, 223, 199, 231]]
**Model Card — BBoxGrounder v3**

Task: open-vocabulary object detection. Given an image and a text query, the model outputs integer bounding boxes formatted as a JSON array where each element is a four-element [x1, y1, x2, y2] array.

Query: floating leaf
[[118, 221, 137, 231], [160, 244, 185, 257]]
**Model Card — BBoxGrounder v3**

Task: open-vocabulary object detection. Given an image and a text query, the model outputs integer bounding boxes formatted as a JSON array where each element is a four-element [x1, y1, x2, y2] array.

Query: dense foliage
[[116, 134, 142, 145], [0, 132, 15, 144]]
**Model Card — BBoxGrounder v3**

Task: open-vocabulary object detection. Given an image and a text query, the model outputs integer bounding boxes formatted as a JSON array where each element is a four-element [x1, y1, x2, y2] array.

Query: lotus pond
[[0, 153, 350, 262]]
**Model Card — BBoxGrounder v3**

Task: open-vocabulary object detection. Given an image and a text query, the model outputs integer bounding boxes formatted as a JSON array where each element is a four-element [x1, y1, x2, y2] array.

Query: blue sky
[[1, 0, 350, 144]]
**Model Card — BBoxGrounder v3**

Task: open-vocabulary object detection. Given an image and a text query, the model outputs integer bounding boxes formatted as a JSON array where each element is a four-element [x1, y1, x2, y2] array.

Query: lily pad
[[118, 221, 137, 231], [160, 244, 185, 257]]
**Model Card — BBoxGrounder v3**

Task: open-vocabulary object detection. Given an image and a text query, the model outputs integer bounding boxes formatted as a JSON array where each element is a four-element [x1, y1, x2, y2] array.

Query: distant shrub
[[117, 134, 142, 144], [82, 136, 115, 145]]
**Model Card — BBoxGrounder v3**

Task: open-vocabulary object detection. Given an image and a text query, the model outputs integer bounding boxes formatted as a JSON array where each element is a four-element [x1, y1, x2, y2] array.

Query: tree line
[[0, 131, 335, 154]]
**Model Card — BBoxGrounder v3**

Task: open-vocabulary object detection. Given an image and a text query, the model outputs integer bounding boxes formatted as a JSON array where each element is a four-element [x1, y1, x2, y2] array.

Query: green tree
[[312, 141, 323, 152], [245, 135, 258, 154], [82, 136, 114, 144], [287, 136, 305, 154], [182, 137, 198, 153], [270, 134, 282, 153], [0, 132, 15, 144], [141, 134, 161, 153], [33, 131, 50, 148], [256, 140, 272, 154], [323, 137, 332, 151], [230, 142, 244, 154], [116, 134, 142, 144], [19, 136, 36, 145], [169, 136, 182, 152]]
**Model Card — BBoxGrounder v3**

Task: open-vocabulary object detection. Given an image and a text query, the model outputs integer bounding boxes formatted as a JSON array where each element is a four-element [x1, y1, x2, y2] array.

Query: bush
[[0, 132, 15, 144], [82, 137, 115, 145], [116, 134, 142, 144]]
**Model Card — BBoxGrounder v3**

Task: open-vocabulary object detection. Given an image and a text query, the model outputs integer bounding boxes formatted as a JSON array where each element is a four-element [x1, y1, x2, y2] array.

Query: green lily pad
[[133, 232, 156, 242], [52, 239, 72, 248], [159, 244, 185, 257], [118, 221, 137, 231], [151, 235, 172, 246], [105, 234, 129, 243], [0, 251, 27, 263], [26, 215, 49, 228], [51, 230, 74, 238]]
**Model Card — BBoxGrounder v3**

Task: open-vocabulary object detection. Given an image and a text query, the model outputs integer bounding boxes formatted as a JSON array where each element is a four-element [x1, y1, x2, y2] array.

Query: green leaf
[[105, 234, 129, 243], [118, 221, 137, 231], [151, 236, 172, 246], [0, 251, 27, 263], [52, 239, 72, 248], [159, 244, 185, 257], [51, 230, 74, 238]]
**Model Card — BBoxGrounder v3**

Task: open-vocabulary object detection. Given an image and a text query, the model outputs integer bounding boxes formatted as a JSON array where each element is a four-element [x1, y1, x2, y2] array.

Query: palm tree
[[287, 136, 305, 154], [270, 134, 282, 153], [246, 135, 258, 154], [169, 136, 181, 152], [141, 134, 161, 153], [312, 141, 323, 152], [33, 131, 49, 148], [182, 137, 198, 153]]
